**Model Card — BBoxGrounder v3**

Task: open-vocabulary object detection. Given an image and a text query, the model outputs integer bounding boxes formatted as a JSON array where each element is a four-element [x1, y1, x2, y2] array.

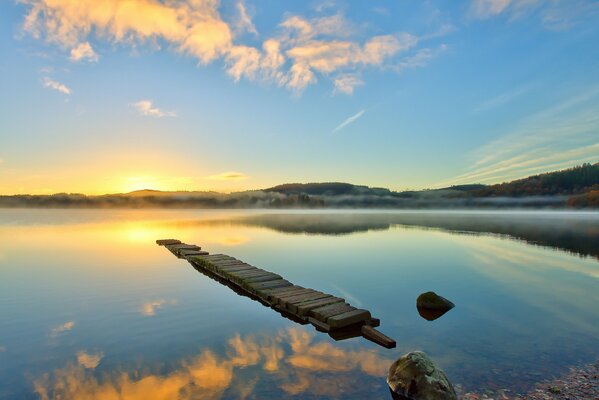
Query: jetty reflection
[[33, 328, 391, 400]]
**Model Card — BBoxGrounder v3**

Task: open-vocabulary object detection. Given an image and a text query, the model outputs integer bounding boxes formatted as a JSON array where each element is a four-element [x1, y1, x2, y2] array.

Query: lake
[[0, 209, 598, 399]]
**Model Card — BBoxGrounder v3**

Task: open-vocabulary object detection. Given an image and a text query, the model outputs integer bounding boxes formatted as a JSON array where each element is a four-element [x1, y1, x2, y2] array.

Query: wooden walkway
[[156, 239, 396, 348]]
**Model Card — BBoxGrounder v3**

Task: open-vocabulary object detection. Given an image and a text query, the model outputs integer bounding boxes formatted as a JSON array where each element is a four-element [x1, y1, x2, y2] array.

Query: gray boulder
[[387, 351, 457, 400]]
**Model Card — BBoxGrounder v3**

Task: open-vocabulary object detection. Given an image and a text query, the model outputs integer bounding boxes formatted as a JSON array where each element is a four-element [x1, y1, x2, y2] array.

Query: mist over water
[[0, 209, 597, 399]]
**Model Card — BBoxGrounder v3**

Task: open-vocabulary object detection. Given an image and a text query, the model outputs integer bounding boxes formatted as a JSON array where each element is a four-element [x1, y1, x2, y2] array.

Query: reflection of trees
[[216, 213, 599, 259], [34, 327, 391, 400]]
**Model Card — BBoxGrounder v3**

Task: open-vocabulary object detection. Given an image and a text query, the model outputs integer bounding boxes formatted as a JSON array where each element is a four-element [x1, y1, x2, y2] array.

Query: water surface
[[0, 209, 598, 399]]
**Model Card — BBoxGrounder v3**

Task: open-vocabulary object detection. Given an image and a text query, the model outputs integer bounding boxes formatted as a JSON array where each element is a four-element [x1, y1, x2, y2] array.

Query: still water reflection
[[0, 209, 598, 399]]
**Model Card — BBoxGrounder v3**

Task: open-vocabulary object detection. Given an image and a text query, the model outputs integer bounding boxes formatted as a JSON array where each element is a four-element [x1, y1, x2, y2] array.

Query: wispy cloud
[[332, 109, 365, 133], [131, 100, 176, 118], [474, 84, 532, 112], [42, 77, 71, 95], [333, 74, 364, 95], [469, 0, 599, 29], [50, 321, 75, 336], [235, 1, 257, 36], [77, 351, 103, 369], [205, 172, 249, 181], [69, 42, 98, 62], [438, 87, 599, 186], [389, 44, 447, 73]]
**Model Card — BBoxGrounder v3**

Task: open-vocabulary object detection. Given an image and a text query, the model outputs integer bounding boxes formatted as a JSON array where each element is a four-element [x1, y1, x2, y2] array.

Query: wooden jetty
[[156, 239, 396, 348]]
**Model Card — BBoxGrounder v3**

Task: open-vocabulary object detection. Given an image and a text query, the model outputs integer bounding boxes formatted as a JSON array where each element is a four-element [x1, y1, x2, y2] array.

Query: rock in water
[[387, 351, 457, 400], [416, 291, 455, 311]]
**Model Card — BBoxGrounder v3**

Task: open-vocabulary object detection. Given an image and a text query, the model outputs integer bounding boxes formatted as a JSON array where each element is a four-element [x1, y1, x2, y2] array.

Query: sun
[[122, 176, 163, 193]]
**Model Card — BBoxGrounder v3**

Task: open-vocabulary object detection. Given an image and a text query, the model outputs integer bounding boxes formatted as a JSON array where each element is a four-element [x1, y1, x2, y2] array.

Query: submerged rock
[[417, 307, 451, 321], [387, 351, 457, 400], [416, 291, 455, 311]]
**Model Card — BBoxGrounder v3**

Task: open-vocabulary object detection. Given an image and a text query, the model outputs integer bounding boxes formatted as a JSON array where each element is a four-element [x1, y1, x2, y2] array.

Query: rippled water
[[0, 209, 598, 399]]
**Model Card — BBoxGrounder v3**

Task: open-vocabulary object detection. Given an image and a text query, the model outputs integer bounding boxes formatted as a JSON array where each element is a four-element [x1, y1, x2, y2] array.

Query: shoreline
[[458, 361, 598, 399]]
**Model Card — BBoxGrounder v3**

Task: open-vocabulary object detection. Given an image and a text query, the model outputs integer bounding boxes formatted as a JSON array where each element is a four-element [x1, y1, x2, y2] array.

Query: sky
[[0, 0, 598, 195]]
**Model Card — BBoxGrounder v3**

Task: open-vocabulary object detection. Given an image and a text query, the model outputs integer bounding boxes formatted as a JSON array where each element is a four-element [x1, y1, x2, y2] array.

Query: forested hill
[[265, 183, 393, 196], [471, 163, 599, 197]]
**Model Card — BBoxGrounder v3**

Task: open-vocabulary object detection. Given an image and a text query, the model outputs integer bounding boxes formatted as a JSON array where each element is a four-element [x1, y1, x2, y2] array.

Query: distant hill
[[266, 182, 392, 197], [0, 163, 597, 209], [472, 163, 599, 197]]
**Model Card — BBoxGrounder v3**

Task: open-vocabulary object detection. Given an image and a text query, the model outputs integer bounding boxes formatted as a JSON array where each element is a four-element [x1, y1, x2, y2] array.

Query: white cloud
[[50, 321, 75, 336], [205, 172, 249, 180], [69, 42, 99, 62], [333, 74, 364, 95], [332, 109, 365, 133], [42, 77, 71, 95], [131, 100, 176, 118], [22, 1, 430, 93]]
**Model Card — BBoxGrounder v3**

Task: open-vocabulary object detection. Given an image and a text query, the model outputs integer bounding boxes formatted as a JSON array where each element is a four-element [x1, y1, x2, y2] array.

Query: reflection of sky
[[0, 209, 598, 398], [34, 327, 390, 400]]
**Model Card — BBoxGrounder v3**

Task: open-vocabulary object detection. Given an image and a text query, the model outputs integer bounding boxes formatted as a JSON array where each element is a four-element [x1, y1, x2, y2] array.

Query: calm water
[[0, 209, 598, 399]]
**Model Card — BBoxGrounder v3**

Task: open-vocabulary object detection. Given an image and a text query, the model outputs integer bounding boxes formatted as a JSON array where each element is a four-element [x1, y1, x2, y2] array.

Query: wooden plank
[[287, 296, 341, 314], [310, 302, 355, 320], [179, 249, 209, 257], [228, 269, 273, 278], [167, 244, 200, 251], [264, 286, 305, 295], [296, 297, 345, 316], [275, 289, 319, 300], [361, 325, 396, 348], [241, 274, 284, 284], [216, 263, 254, 271], [279, 291, 329, 305], [247, 280, 292, 292], [263, 287, 307, 302], [327, 309, 371, 328], [210, 260, 243, 266], [201, 254, 232, 261], [217, 266, 257, 275], [156, 239, 181, 246], [308, 317, 331, 332]]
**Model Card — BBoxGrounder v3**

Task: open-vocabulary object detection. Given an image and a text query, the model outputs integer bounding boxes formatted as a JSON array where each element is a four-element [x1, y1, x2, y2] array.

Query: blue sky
[[0, 0, 598, 194]]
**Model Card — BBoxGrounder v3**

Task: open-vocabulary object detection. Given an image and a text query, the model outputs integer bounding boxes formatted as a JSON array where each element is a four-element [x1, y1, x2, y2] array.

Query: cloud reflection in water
[[34, 327, 391, 399]]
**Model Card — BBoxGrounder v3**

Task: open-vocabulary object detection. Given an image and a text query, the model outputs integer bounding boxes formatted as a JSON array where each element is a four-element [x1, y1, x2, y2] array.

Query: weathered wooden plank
[[288, 296, 342, 314], [200, 254, 232, 261], [361, 325, 396, 348], [263, 287, 307, 302], [296, 297, 345, 316], [167, 244, 200, 251], [179, 249, 209, 257], [310, 302, 355, 320], [228, 269, 273, 278], [216, 264, 255, 272], [247, 280, 292, 292], [156, 239, 181, 246], [279, 292, 329, 306], [327, 309, 371, 328], [275, 289, 319, 300], [308, 317, 331, 332], [210, 260, 243, 266], [241, 274, 284, 284]]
